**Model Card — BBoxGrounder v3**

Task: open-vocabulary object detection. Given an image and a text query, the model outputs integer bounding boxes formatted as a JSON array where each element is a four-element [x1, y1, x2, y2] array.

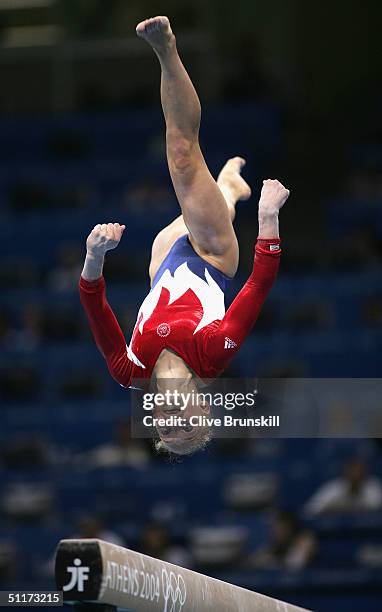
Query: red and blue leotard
[[79, 235, 281, 387]]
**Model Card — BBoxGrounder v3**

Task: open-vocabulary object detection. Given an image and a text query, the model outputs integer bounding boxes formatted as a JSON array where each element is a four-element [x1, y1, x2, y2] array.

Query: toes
[[231, 156, 246, 168], [136, 21, 146, 35], [136, 18, 153, 35], [136, 15, 170, 36]]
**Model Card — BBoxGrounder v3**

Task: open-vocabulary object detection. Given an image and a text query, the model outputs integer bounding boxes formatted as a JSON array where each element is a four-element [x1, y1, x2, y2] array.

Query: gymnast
[[79, 16, 290, 455]]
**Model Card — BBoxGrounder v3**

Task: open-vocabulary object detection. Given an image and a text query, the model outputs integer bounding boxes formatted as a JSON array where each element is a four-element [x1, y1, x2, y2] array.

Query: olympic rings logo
[[161, 568, 187, 612]]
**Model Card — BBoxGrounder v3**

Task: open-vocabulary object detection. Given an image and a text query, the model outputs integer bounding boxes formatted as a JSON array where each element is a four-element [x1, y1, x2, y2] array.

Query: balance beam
[[55, 539, 310, 611]]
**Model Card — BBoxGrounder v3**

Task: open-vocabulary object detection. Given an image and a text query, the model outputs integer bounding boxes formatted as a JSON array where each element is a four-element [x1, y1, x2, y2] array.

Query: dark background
[[0, 1, 382, 610]]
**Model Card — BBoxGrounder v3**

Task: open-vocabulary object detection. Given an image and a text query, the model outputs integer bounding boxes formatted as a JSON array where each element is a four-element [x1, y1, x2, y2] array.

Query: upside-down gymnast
[[79, 16, 290, 455]]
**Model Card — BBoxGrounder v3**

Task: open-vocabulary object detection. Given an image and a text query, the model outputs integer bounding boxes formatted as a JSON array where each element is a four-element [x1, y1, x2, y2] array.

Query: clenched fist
[[86, 223, 126, 257], [259, 179, 290, 217]]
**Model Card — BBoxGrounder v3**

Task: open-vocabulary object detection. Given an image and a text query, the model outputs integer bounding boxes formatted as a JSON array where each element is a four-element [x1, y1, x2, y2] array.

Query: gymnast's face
[[153, 377, 211, 454]]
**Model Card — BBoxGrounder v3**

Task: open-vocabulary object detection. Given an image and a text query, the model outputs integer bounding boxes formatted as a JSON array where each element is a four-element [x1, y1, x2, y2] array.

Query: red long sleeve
[[202, 238, 281, 375], [79, 276, 133, 387]]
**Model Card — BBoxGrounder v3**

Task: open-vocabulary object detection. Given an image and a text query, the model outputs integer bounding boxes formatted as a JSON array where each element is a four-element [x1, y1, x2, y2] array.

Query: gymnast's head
[[151, 367, 212, 456]]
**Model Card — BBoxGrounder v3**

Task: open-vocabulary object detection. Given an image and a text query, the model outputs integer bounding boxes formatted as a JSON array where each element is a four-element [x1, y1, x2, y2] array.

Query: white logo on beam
[[62, 558, 90, 592]]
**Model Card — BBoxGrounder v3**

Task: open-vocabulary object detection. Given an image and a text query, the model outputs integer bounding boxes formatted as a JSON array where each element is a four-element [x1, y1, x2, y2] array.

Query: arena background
[[1, 1, 382, 610]]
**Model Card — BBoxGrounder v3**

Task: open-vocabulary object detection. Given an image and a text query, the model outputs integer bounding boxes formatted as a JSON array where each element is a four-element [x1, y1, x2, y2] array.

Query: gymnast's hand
[[86, 223, 126, 257], [259, 179, 290, 216], [258, 179, 290, 239]]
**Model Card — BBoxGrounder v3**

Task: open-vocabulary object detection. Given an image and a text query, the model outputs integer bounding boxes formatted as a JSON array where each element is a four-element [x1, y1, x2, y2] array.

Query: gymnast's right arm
[[79, 223, 133, 387]]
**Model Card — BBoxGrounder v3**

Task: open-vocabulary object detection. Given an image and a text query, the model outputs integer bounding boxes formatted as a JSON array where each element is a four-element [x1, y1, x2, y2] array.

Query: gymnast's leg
[[148, 157, 251, 282], [136, 16, 250, 278]]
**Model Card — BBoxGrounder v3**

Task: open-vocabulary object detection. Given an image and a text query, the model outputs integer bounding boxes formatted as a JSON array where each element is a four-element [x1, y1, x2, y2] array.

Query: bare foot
[[136, 16, 175, 54], [217, 157, 252, 203]]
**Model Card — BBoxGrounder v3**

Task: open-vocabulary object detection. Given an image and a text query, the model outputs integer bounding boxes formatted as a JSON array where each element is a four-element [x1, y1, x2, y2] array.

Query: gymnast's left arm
[[202, 179, 290, 374], [79, 222, 134, 388]]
